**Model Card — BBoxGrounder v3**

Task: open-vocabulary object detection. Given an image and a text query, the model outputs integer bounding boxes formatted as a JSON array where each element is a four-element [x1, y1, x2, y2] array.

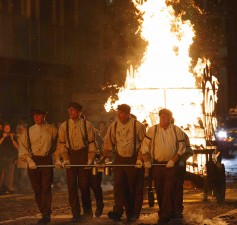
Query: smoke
[[185, 211, 228, 225], [101, 181, 114, 191]]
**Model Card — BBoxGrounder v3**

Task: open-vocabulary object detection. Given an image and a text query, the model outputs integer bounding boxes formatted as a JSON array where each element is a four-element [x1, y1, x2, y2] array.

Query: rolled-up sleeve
[[140, 126, 154, 156]]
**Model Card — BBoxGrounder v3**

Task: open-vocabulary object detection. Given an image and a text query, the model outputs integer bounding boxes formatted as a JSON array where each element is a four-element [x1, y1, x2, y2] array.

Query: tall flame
[[105, 0, 218, 147]]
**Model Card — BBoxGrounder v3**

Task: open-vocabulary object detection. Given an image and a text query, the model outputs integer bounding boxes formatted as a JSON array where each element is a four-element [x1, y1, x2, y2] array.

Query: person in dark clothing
[[174, 132, 192, 219], [97, 121, 107, 140], [0, 123, 18, 194], [91, 129, 104, 217], [0, 122, 3, 135], [130, 113, 145, 220], [82, 114, 104, 218]]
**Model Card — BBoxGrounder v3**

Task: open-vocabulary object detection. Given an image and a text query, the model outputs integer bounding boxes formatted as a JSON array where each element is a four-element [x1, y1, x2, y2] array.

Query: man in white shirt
[[18, 108, 58, 224], [54, 102, 97, 223], [139, 108, 186, 225], [102, 104, 146, 222]]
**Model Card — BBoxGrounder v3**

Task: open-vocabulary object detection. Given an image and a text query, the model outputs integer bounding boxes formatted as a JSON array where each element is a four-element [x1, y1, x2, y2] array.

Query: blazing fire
[[104, 0, 218, 169]]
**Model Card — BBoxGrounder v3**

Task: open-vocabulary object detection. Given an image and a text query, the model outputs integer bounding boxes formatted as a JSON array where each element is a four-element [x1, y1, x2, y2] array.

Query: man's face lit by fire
[[33, 114, 46, 125], [117, 110, 130, 124], [68, 107, 82, 120], [159, 113, 171, 129]]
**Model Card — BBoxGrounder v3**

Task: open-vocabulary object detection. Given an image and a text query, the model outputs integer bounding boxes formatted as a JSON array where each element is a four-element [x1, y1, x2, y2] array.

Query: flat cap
[[117, 104, 131, 113], [31, 108, 47, 115], [159, 108, 173, 118], [68, 102, 83, 111]]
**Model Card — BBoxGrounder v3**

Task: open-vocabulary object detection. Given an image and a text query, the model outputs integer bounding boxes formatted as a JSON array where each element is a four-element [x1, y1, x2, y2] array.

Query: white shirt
[[55, 118, 97, 156], [140, 124, 186, 161], [18, 123, 57, 159], [103, 118, 146, 157]]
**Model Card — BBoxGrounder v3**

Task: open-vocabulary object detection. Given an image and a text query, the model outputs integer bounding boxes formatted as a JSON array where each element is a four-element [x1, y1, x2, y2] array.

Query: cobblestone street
[[0, 171, 237, 225]]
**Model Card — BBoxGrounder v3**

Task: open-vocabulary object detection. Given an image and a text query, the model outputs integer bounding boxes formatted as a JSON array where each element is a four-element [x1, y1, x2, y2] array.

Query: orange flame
[[105, 0, 218, 149]]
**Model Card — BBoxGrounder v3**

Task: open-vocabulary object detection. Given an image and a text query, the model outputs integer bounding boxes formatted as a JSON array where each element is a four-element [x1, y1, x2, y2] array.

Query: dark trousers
[[113, 155, 137, 218], [152, 163, 176, 221], [66, 167, 92, 216], [28, 155, 53, 217], [134, 168, 144, 216], [174, 163, 186, 217], [67, 149, 92, 217], [90, 172, 104, 209]]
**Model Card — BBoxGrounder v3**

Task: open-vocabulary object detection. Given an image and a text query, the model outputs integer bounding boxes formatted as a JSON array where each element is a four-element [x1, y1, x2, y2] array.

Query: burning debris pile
[[104, 0, 219, 174]]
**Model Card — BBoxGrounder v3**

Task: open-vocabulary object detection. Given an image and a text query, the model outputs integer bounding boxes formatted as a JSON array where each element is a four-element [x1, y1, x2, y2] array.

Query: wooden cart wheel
[[207, 161, 226, 203], [215, 163, 226, 203]]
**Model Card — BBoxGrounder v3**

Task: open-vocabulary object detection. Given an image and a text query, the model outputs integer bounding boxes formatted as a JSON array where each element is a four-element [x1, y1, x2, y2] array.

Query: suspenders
[[151, 124, 179, 159], [83, 119, 89, 147], [111, 119, 137, 156], [66, 119, 91, 151], [26, 125, 57, 156], [110, 121, 117, 151], [26, 126, 33, 155]]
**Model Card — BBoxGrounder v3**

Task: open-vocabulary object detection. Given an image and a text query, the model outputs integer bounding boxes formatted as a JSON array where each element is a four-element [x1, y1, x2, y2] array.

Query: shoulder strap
[[26, 126, 32, 155], [66, 119, 91, 150], [48, 130, 58, 155], [83, 119, 89, 147]]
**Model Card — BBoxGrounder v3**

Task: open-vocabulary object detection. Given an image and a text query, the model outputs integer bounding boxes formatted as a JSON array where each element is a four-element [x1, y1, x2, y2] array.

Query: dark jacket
[[0, 135, 18, 159]]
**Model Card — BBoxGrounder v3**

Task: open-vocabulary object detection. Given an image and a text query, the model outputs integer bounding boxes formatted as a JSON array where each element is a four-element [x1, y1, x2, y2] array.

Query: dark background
[[0, 0, 236, 127]]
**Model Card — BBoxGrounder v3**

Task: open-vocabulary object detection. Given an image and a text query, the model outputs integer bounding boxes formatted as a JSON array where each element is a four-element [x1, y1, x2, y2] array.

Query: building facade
[[0, 0, 236, 126]]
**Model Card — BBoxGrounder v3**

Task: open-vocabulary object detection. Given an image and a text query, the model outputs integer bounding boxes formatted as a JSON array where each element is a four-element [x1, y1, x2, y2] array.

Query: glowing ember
[[104, 0, 218, 153]]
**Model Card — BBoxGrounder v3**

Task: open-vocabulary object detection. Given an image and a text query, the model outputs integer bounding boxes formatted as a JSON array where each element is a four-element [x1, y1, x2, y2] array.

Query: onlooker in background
[[81, 115, 105, 218], [0, 122, 3, 135], [15, 120, 31, 193], [109, 116, 116, 125], [0, 122, 3, 192], [142, 119, 149, 130], [0, 123, 19, 194], [171, 117, 193, 219], [97, 120, 107, 140], [91, 127, 104, 217], [52, 121, 66, 190], [18, 108, 58, 224], [174, 132, 193, 219]]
